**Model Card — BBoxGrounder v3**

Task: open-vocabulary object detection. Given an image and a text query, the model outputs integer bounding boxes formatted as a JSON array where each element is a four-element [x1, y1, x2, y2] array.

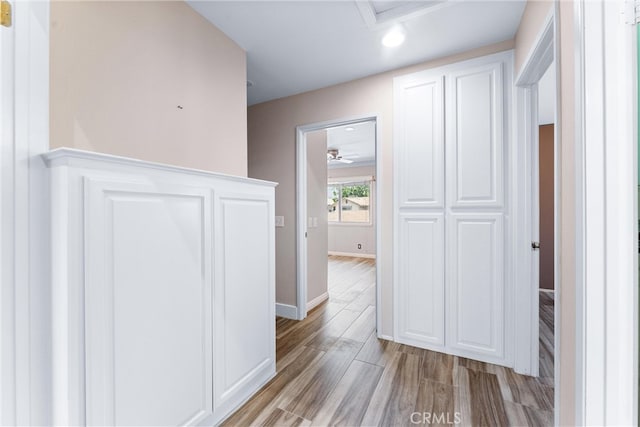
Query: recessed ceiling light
[[345, 127, 355, 132], [382, 28, 405, 48]]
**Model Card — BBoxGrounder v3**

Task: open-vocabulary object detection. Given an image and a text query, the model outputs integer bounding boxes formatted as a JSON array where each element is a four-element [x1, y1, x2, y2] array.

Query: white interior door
[[445, 60, 508, 364], [394, 71, 446, 349], [394, 52, 512, 367]]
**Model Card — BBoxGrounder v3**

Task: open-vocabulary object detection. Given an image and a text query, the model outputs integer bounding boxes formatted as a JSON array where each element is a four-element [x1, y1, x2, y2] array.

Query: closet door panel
[[447, 214, 505, 362], [447, 63, 504, 208], [396, 213, 445, 348], [394, 73, 444, 208]]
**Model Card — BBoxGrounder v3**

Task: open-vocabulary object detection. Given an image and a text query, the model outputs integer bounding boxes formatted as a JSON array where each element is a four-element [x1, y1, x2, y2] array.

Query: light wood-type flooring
[[222, 256, 555, 426]]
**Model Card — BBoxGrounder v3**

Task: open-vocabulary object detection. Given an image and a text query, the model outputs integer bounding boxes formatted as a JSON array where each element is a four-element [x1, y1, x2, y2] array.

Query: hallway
[[223, 256, 554, 426]]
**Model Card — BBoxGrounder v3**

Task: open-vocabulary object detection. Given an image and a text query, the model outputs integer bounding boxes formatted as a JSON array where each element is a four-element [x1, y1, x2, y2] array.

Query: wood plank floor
[[222, 256, 554, 426]]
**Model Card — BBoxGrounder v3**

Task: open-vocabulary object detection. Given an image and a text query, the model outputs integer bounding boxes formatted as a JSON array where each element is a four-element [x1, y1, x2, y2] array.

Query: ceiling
[[188, 1, 527, 106], [326, 120, 376, 169]]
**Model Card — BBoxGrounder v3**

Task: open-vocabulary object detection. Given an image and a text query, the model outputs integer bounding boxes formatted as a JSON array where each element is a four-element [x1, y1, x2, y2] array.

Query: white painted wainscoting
[[393, 51, 513, 367], [44, 149, 277, 426]]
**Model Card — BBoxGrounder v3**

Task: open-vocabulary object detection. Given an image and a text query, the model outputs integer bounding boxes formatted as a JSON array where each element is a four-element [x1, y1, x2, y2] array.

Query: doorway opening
[[513, 6, 559, 422], [296, 115, 381, 337], [536, 59, 556, 389]]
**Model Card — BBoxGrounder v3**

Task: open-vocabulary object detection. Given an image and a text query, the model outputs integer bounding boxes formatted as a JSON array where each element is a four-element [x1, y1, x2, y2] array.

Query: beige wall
[[558, 2, 576, 424], [248, 39, 514, 336], [514, 0, 554, 75], [50, 0, 248, 176], [328, 166, 376, 256], [516, 1, 577, 424], [306, 130, 328, 303], [539, 125, 555, 290]]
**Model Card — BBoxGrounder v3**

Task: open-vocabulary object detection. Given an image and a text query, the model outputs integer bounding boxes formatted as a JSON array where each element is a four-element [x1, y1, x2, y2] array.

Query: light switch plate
[[275, 216, 284, 227]]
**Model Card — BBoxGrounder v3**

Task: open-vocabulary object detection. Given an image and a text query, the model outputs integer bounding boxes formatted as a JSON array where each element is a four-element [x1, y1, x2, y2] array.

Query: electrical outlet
[[275, 216, 284, 227]]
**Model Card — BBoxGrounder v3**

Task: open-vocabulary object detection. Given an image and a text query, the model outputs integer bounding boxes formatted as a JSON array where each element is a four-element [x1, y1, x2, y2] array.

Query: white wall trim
[[574, 1, 638, 425], [1, 1, 51, 425], [573, 5, 586, 425], [327, 175, 374, 184], [1, 13, 17, 425], [44, 148, 277, 188], [513, 86, 540, 377], [327, 251, 376, 259], [296, 126, 308, 321], [374, 117, 383, 338], [296, 114, 382, 330], [306, 292, 329, 312], [328, 160, 376, 170], [515, 8, 554, 86], [275, 303, 298, 320], [552, 7, 562, 425], [513, 10, 555, 379]]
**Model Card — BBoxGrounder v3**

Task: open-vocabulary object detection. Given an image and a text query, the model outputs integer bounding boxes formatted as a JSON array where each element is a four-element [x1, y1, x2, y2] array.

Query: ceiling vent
[[355, 0, 452, 28]]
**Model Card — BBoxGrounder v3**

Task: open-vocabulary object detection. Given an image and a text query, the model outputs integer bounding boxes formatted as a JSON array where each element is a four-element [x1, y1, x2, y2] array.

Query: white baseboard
[[213, 363, 276, 425], [306, 292, 329, 311], [275, 303, 298, 319], [378, 334, 394, 341], [328, 251, 376, 259]]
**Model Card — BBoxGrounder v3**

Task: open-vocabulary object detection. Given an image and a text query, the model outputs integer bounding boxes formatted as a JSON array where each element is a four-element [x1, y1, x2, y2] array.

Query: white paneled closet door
[[446, 60, 507, 364], [394, 71, 446, 349], [394, 51, 512, 367]]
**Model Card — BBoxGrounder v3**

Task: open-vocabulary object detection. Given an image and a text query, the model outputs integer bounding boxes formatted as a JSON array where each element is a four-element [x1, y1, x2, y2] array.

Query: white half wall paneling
[[84, 179, 213, 426], [447, 214, 505, 365], [394, 73, 444, 209], [447, 62, 504, 208], [213, 193, 276, 421], [44, 148, 277, 427], [395, 213, 445, 349]]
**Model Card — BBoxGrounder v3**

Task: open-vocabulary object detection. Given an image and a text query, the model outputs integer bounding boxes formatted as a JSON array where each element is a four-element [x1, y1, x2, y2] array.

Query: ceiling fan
[[327, 149, 354, 164]]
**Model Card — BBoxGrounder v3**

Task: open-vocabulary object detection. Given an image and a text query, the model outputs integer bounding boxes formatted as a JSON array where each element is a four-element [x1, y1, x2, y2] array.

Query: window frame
[[327, 179, 373, 226]]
